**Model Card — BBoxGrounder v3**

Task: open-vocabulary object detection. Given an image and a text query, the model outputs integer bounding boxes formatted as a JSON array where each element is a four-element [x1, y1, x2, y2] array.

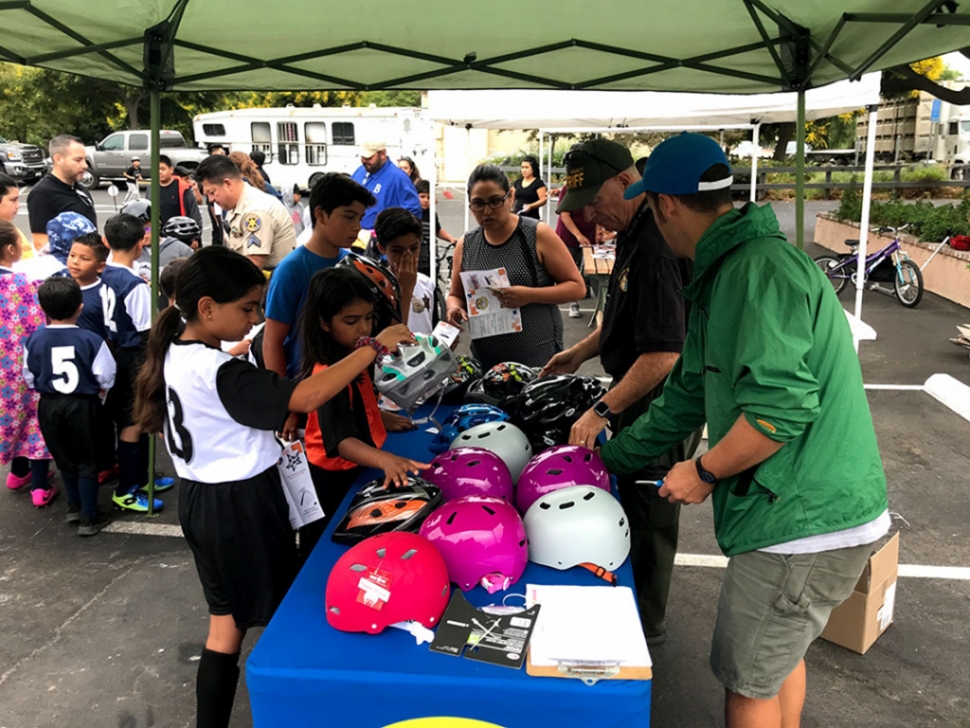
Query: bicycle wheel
[[814, 255, 848, 295], [894, 259, 923, 308]]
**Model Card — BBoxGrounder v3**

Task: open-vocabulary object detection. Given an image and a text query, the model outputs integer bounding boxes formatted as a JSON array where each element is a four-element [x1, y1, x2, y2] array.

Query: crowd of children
[[3, 170, 455, 726]]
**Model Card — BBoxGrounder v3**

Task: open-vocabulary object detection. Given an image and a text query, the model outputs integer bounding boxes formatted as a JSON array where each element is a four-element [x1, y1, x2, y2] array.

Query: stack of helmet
[[464, 362, 537, 410], [424, 447, 514, 502], [331, 476, 442, 545], [374, 333, 458, 411], [515, 444, 611, 513], [428, 403, 509, 454], [509, 374, 607, 453], [441, 355, 483, 404], [337, 252, 402, 329], [449, 421, 532, 482]]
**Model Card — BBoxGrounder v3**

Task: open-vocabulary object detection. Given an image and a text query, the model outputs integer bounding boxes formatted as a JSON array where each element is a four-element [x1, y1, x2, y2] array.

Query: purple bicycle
[[814, 224, 924, 308]]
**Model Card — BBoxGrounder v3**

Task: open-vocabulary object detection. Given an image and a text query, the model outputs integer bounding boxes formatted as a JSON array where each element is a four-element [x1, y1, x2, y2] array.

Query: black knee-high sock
[[137, 433, 150, 487], [78, 476, 99, 517], [10, 457, 29, 478], [115, 441, 141, 497], [196, 648, 240, 728]]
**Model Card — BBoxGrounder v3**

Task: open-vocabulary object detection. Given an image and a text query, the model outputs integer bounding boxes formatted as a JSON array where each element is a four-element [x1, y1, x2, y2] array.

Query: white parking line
[[103, 521, 184, 538], [675, 553, 970, 581]]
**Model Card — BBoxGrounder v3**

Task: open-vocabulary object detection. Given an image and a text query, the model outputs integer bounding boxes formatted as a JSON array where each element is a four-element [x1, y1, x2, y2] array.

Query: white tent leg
[[547, 135, 554, 226], [429, 139, 437, 287], [538, 132, 544, 217], [795, 90, 806, 249], [854, 104, 879, 353], [750, 123, 761, 203], [463, 125, 471, 234]]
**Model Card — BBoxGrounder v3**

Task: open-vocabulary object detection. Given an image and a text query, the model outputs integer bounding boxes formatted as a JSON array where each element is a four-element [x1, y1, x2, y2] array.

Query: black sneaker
[[77, 512, 112, 537], [65, 502, 82, 524]]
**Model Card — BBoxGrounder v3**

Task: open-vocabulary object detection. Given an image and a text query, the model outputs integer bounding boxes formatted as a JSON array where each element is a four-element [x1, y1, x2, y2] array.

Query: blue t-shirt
[[264, 245, 347, 378], [351, 162, 422, 230]]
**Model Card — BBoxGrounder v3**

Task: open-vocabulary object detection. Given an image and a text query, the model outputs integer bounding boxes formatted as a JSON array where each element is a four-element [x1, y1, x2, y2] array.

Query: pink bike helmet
[[424, 447, 514, 503], [325, 532, 451, 635], [419, 496, 528, 594], [515, 445, 611, 514]]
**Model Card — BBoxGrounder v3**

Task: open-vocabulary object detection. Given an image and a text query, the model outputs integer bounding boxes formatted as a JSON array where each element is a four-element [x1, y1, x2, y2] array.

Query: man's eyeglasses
[[468, 191, 510, 212]]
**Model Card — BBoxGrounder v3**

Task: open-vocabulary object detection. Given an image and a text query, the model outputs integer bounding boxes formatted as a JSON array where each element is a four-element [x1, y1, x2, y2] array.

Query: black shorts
[[178, 466, 298, 630], [37, 393, 102, 478], [104, 346, 142, 430]]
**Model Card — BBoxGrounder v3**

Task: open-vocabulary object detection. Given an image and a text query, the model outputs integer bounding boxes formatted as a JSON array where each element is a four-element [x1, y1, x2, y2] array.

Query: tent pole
[[854, 104, 879, 352], [429, 127, 437, 288], [538, 132, 544, 216], [146, 85, 161, 517], [463, 125, 471, 234], [546, 134, 554, 226], [795, 89, 806, 250], [750, 123, 761, 203]]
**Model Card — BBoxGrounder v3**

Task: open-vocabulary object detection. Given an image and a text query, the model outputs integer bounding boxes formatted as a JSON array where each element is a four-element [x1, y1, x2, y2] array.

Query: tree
[[881, 51, 970, 106]]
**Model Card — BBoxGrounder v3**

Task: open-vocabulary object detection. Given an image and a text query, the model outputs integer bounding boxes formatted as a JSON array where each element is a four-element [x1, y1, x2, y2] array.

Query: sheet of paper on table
[[460, 267, 523, 340], [592, 247, 615, 260], [525, 584, 651, 668]]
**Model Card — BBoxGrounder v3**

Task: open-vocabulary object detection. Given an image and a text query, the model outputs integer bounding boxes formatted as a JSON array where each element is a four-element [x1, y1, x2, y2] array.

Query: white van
[[193, 106, 434, 192]]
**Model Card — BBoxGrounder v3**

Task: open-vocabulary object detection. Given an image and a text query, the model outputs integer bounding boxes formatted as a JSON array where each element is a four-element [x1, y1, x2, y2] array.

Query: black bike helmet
[[464, 362, 537, 409], [337, 252, 403, 327], [120, 199, 151, 222], [162, 216, 201, 244], [441, 355, 483, 403], [510, 374, 607, 451], [331, 477, 442, 545]]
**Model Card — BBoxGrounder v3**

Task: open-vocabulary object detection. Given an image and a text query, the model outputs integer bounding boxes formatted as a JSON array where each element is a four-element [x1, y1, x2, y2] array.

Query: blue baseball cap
[[46, 212, 96, 263], [624, 132, 733, 199]]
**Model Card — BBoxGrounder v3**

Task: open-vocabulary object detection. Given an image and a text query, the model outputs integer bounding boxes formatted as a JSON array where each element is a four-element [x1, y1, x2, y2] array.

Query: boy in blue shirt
[[101, 214, 168, 513], [263, 173, 375, 440], [24, 277, 116, 535], [67, 232, 111, 342]]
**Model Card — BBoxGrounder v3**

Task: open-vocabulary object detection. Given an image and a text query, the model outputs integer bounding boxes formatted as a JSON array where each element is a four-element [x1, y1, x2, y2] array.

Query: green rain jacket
[[601, 203, 888, 556]]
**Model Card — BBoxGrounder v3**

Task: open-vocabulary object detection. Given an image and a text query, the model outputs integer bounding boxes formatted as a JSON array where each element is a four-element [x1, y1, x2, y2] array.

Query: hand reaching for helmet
[[568, 408, 609, 450], [381, 410, 416, 432], [379, 452, 429, 488], [376, 324, 416, 354]]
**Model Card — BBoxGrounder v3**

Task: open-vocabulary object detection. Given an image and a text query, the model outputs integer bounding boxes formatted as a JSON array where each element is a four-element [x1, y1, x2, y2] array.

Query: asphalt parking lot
[[2, 194, 969, 727]]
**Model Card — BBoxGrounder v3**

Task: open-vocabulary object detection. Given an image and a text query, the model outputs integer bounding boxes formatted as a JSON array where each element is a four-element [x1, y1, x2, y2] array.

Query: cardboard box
[[820, 532, 899, 655]]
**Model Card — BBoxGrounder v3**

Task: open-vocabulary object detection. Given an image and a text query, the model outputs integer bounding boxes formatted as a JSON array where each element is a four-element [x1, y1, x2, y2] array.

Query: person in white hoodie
[[282, 185, 306, 238]]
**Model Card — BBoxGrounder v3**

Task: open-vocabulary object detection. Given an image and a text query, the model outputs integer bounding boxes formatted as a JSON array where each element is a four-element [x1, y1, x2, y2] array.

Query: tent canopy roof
[[427, 74, 882, 130], [0, 1, 967, 93]]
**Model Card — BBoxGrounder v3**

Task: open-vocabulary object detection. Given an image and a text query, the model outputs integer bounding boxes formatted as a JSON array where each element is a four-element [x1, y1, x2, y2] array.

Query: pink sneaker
[[31, 485, 58, 508], [6, 472, 31, 490]]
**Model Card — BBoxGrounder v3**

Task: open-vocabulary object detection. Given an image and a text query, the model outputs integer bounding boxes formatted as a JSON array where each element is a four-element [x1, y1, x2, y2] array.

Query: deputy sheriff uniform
[[223, 183, 297, 270], [164, 339, 298, 628]]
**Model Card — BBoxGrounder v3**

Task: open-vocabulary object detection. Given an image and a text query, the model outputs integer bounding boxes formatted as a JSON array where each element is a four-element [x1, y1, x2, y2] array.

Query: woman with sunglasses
[[446, 164, 584, 370]]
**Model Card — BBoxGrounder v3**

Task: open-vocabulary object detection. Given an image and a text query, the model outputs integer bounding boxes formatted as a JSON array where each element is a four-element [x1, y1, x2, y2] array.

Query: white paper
[[525, 584, 651, 668], [878, 581, 897, 631], [431, 320, 461, 348], [460, 267, 523, 340], [277, 440, 324, 529]]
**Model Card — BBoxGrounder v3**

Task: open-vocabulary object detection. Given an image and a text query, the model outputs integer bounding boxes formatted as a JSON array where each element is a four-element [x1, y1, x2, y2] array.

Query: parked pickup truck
[[0, 137, 48, 182], [82, 130, 208, 189]]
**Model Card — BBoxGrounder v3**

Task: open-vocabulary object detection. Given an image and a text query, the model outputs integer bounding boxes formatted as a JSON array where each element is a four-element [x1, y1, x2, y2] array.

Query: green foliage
[[835, 182, 970, 241]]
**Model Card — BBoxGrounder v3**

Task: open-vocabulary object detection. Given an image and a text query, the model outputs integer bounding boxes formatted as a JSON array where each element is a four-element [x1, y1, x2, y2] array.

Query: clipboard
[[523, 584, 653, 685], [526, 651, 652, 685]]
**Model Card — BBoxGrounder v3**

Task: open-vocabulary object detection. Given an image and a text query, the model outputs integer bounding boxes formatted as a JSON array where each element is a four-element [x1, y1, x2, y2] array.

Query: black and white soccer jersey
[[100, 262, 151, 349], [162, 340, 297, 483], [24, 324, 116, 395], [77, 279, 111, 342]]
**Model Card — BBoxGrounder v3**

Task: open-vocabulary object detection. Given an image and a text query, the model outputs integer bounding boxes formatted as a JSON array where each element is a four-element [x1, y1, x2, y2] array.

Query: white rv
[[193, 106, 434, 191]]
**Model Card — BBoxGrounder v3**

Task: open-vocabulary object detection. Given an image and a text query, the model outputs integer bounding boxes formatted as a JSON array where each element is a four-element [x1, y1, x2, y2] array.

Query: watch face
[[699, 472, 717, 484], [594, 401, 610, 418]]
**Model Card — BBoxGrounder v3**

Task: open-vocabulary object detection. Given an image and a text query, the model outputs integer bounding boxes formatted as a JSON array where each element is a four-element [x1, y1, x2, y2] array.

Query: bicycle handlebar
[[873, 223, 912, 235]]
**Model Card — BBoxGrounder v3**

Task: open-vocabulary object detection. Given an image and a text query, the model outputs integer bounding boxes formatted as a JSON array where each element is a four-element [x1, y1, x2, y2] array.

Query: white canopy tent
[[429, 75, 883, 347]]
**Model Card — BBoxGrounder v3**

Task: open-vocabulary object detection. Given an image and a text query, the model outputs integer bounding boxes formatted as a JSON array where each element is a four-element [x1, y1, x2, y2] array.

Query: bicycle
[[814, 224, 924, 309]]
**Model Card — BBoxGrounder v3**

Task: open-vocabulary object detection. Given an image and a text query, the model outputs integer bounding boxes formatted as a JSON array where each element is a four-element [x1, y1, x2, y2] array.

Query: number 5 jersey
[[24, 324, 116, 396]]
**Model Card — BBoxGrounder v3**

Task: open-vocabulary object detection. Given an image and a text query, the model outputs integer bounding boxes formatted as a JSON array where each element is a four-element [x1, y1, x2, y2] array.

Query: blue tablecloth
[[247, 405, 651, 728]]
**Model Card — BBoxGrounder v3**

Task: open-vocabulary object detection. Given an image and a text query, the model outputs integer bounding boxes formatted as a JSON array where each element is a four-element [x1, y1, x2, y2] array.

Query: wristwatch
[[592, 399, 613, 419], [695, 456, 719, 486]]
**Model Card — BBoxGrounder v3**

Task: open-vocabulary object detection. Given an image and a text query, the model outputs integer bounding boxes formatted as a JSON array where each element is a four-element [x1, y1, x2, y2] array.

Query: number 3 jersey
[[163, 340, 297, 483], [23, 324, 116, 395]]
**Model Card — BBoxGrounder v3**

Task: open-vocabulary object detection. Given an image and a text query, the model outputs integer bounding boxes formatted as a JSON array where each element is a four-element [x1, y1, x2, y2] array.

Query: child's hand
[[376, 324, 415, 354], [390, 249, 418, 301], [379, 453, 429, 488], [226, 339, 252, 357], [280, 412, 300, 442], [381, 410, 416, 432]]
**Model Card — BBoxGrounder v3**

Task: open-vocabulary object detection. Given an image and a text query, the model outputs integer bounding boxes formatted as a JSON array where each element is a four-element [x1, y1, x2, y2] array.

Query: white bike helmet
[[375, 334, 458, 411], [450, 421, 533, 483], [524, 486, 631, 580]]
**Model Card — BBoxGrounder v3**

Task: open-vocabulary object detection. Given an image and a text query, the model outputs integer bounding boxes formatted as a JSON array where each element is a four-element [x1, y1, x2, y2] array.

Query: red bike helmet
[[338, 252, 402, 323], [325, 531, 451, 634]]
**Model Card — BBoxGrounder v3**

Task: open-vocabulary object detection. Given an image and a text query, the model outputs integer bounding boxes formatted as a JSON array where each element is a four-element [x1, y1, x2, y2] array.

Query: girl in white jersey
[[133, 246, 412, 728]]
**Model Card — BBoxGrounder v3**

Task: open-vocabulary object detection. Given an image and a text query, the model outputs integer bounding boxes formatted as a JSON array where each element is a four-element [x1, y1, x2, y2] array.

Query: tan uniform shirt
[[224, 183, 297, 269]]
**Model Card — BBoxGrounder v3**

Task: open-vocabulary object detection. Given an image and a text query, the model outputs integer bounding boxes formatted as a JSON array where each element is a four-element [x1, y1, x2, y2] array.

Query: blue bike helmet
[[428, 404, 510, 454]]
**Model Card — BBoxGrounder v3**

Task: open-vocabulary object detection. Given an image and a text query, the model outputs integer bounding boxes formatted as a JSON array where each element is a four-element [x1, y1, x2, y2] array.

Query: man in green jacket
[[601, 133, 889, 728]]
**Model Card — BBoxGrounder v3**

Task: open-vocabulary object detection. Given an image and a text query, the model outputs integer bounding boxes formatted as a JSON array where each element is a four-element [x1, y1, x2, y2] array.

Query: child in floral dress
[[0, 220, 56, 506]]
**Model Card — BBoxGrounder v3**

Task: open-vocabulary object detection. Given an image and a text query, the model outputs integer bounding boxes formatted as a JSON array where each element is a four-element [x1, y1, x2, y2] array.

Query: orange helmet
[[338, 252, 402, 324]]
